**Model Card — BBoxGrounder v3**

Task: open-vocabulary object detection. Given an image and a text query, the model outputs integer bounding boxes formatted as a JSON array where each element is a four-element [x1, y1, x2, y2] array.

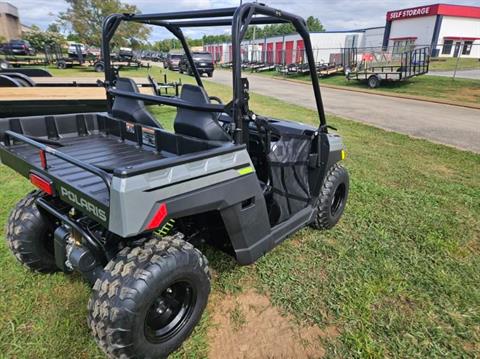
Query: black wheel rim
[[331, 183, 346, 217], [144, 281, 196, 343]]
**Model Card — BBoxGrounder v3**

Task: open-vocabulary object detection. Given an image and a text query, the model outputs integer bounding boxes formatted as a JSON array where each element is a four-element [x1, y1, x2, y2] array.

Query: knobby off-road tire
[[311, 164, 349, 230], [88, 233, 211, 358], [5, 190, 58, 273]]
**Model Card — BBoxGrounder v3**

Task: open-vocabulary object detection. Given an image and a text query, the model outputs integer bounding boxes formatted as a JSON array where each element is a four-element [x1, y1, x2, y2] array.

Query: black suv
[[1, 40, 36, 56], [179, 52, 214, 77]]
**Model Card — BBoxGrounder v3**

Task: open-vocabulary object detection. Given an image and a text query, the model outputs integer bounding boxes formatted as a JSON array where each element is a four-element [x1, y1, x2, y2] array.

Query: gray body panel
[[109, 148, 254, 237]]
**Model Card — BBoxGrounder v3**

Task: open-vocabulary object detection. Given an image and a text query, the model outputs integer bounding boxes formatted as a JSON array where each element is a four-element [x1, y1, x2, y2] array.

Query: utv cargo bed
[[0, 112, 238, 213]]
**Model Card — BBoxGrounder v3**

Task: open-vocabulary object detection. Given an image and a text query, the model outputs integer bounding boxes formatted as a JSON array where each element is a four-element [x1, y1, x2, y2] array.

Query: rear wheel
[[5, 191, 58, 272], [88, 233, 210, 358], [311, 164, 349, 230], [207, 71, 213, 77], [368, 75, 380, 88], [57, 60, 67, 69]]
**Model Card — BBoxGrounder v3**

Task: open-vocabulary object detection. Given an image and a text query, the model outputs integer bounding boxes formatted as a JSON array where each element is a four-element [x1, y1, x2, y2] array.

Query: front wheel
[[88, 233, 210, 358], [311, 164, 349, 230]]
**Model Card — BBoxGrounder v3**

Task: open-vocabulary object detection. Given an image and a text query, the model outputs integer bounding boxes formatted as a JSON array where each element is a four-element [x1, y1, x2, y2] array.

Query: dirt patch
[[208, 290, 338, 359], [455, 87, 480, 104]]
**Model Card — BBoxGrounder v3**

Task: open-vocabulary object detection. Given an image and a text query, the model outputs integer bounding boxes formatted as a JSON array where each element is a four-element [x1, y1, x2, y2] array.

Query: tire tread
[[88, 233, 210, 358]]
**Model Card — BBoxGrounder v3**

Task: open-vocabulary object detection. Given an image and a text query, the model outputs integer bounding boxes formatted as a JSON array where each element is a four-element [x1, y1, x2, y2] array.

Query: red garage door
[[266, 42, 274, 63], [275, 41, 283, 64], [258, 43, 264, 62], [296, 40, 305, 63], [218, 45, 223, 62], [285, 41, 294, 64]]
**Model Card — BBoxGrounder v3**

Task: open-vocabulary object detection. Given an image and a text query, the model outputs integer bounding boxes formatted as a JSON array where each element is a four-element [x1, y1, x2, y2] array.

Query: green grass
[[257, 70, 480, 105], [429, 57, 480, 71], [1, 67, 479, 358]]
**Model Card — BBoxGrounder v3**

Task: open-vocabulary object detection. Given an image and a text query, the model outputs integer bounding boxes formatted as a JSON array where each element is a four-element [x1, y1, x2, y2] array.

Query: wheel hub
[[145, 281, 195, 343]]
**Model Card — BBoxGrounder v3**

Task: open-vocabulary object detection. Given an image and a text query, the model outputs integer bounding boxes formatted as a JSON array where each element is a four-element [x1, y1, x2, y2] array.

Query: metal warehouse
[[383, 3, 480, 57]]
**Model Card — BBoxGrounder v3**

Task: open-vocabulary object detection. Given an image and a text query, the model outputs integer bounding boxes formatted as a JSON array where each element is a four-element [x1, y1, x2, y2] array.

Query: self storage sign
[[387, 6, 433, 21]]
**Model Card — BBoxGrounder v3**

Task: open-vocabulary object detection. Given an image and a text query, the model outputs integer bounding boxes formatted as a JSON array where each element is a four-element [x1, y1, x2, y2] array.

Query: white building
[[383, 4, 480, 57], [205, 27, 384, 65]]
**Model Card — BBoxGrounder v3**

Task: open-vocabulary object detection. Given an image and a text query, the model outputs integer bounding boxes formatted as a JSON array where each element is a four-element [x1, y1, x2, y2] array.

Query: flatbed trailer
[[0, 85, 156, 117], [347, 47, 430, 88], [253, 63, 276, 72], [276, 63, 310, 75], [317, 63, 343, 78], [92, 58, 150, 72], [0, 54, 48, 68]]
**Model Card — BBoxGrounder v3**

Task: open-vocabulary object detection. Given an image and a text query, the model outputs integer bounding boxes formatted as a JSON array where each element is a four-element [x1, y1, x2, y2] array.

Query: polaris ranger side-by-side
[[0, 4, 349, 358]]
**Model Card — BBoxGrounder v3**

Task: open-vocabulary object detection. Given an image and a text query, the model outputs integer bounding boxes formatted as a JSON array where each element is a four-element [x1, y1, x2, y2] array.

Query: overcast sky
[[14, 0, 480, 42]]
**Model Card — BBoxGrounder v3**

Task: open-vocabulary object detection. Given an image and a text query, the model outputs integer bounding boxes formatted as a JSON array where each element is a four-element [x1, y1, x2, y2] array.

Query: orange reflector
[[29, 173, 54, 195], [146, 203, 168, 230]]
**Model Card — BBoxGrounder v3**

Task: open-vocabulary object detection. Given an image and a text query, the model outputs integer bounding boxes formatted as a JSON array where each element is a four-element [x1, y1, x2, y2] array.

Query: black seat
[[112, 78, 161, 128], [174, 84, 231, 142]]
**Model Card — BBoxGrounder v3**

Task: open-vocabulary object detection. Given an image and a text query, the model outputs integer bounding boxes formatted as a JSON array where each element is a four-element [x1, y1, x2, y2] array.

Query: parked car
[[165, 52, 183, 71], [179, 51, 214, 77], [1, 40, 36, 56]]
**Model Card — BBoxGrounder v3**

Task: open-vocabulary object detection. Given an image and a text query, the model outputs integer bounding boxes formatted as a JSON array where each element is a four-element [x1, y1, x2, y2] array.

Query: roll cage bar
[[101, 3, 328, 145]]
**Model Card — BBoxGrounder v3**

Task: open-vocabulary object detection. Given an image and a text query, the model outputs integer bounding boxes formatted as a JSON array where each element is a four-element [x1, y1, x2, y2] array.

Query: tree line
[[21, 0, 324, 53]]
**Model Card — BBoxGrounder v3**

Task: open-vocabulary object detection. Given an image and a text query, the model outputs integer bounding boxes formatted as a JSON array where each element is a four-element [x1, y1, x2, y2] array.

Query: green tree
[[243, 17, 324, 40], [22, 25, 66, 51], [306, 16, 325, 32], [47, 22, 61, 33], [58, 0, 151, 48]]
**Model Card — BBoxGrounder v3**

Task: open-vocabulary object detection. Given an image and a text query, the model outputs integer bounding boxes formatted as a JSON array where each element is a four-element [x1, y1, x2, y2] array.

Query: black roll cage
[[101, 3, 327, 145]]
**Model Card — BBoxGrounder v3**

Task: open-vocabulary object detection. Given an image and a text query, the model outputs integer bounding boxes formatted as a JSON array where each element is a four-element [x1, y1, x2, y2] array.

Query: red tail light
[[145, 203, 168, 230], [29, 173, 54, 195]]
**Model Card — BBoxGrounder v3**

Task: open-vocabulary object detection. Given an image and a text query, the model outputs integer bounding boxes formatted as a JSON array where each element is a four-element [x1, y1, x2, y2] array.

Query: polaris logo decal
[[60, 187, 107, 222]]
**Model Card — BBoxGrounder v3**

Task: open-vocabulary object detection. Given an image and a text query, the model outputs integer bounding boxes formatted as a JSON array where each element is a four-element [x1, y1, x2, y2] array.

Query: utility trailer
[[45, 43, 89, 69], [347, 47, 430, 88], [1, 4, 349, 358], [92, 48, 150, 72], [277, 62, 310, 75], [253, 62, 276, 72], [317, 62, 344, 78], [92, 57, 149, 72], [0, 52, 48, 68]]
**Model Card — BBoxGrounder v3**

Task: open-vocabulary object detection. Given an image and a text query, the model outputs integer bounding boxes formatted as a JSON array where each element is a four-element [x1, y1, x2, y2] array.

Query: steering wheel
[[148, 74, 160, 95]]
